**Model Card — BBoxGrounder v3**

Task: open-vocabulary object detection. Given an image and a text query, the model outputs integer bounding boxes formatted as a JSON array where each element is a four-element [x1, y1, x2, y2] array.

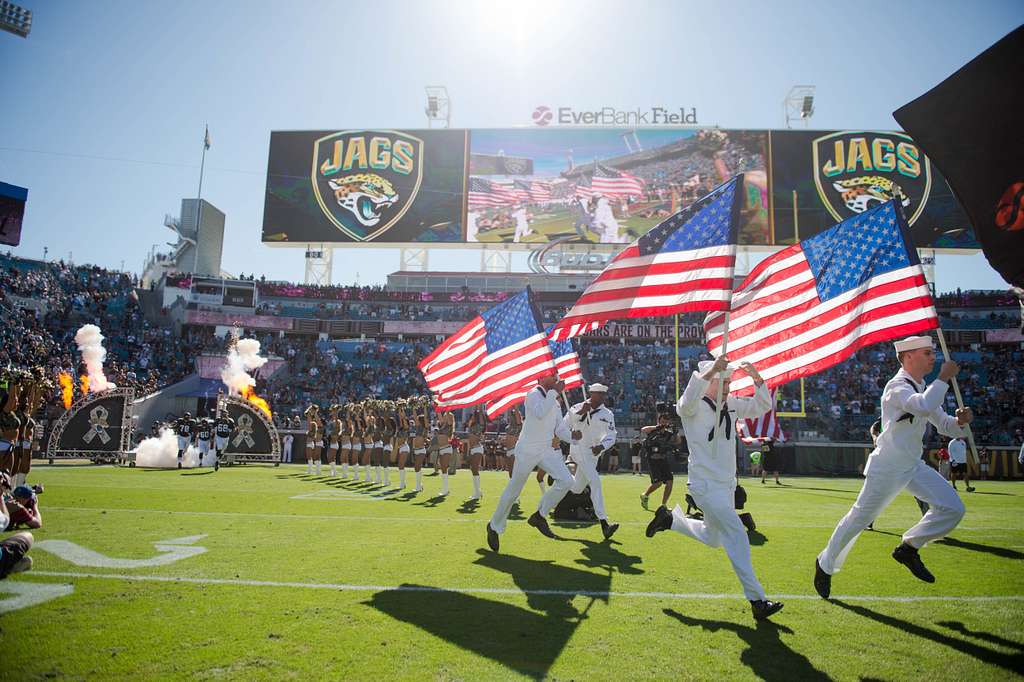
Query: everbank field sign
[[532, 105, 698, 126]]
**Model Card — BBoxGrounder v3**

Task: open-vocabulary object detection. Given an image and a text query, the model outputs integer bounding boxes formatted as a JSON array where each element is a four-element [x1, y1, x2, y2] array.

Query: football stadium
[[2, 3, 1023, 680]]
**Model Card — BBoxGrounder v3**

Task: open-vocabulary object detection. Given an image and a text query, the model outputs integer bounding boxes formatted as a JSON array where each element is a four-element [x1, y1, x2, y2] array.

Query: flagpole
[[674, 313, 680, 402], [935, 327, 980, 466], [709, 311, 731, 451], [193, 124, 208, 274]]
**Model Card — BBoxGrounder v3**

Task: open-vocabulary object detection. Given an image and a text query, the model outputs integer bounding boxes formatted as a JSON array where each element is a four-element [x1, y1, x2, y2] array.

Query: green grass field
[[3, 464, 1022, 680]]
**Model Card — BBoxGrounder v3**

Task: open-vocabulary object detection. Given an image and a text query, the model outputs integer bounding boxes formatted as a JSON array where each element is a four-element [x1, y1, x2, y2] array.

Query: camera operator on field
[[639, 407, 682, 511], [0, 472, 35, 579]]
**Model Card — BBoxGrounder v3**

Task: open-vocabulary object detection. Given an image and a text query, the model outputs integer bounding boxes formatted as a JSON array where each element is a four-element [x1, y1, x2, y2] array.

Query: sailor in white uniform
[[552, 383, 620, 539], [645, 355, 784, 621], [592, 195, 622, 243], [486, 373, 573, 552], [814, 335, 973, 598]]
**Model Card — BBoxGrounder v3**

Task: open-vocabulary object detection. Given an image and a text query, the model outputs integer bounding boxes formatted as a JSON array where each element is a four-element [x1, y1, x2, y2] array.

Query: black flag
[[893, 25, 1024, 288]]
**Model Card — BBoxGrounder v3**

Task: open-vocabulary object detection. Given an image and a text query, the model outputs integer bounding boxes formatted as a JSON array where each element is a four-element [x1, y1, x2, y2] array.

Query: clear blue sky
[[2, 0, 1022, 291]]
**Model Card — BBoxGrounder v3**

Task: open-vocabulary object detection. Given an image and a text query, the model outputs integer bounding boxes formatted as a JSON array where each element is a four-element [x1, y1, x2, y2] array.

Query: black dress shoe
[[751, 599, 784, 621], [601, 519, 620, 540], [814, 559, 831, 599], [486, 523, 500, 552], [892, 543, 935, 583], [739, 512, 756, 532], [528, 512, 556, 538], [646, 505, 673, 537]]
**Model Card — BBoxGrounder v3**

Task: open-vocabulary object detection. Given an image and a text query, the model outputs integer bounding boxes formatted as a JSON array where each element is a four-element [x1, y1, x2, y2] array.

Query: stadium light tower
[[425, 86, 451, 128], [784, 85, 816, 128], [0, 0, 31, 38]]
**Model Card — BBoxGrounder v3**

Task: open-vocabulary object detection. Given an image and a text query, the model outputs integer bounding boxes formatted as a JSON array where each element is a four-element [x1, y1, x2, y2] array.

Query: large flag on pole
[[549, 175, 745, 342], [893, 25, 1024, 288], [737, 389, 786, 444], [485, 327, 583, 418], [592, 162, 645, 199], [418, 288, 555, 410], [705, 199, 938, 396]]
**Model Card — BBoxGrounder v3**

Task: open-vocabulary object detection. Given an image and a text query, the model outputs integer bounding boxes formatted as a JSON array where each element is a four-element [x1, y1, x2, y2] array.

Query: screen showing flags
[[737, 389, 786, 444], [549, 175, 744, 342], [418, 288, 555, 410], [468, 177, 516, 209], [706, 199, 938, 395], [591, 163, 645, 199], [485, 327, 583, 418]]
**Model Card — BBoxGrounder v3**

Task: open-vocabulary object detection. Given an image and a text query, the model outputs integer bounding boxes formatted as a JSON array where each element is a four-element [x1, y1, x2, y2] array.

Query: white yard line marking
[[20, 571, 1024, 603], [0, 581, 75, 614], [44, 506, 1024, 532], [35, 535, 207, 569]]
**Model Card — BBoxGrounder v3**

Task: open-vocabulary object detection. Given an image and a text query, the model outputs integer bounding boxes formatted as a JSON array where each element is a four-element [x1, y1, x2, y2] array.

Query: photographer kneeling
[[0, 473, 34, 579]]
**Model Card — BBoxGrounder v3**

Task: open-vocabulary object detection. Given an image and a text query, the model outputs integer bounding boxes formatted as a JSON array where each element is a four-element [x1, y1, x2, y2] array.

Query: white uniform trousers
[[489, 444, 573, 534], [670, 478, 767, 601], [817, 460, 965, 574], [550, 451, 607, 520]]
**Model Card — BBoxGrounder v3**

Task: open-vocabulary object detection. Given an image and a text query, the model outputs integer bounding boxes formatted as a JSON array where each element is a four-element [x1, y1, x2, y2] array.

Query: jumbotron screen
[[260, 128, 976, 249]]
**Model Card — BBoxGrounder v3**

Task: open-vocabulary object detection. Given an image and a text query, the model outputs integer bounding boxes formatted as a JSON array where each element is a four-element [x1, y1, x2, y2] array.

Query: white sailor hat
[[697, 360, 736, 374], [588, 383, 609, 393], [893, 335, 934, 353]]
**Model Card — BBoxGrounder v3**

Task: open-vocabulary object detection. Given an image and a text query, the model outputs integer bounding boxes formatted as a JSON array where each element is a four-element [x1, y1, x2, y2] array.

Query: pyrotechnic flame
[[58, 373, 74, 409], [241, 385, 272, 418], [80, 374, 90, 396]]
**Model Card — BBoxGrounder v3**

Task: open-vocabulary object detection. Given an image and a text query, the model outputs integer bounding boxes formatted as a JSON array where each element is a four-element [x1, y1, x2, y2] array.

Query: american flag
[[511, 179, 532, 203], [485, 327, 583, 418], [705, 199, 938, 396], [528, 180, 552, 204], [592, 163, 645, 199], [418, 288, 555, 410], [468, 176, 515, 209], [737, 389, 786, 444], [574, 176, 593, 200], [549, 175, 745, 342]]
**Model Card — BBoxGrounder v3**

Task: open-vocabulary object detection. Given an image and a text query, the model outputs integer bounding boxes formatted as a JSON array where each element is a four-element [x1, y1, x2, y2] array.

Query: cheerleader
[[435, 402, 456, 496], [410, 400, 430, 492], [394, 400, 411, 489], [326, 405, 342, 477], [304, 404, 321, 475], [338, 404, 352, 478], [348, 405, 363, 481], [361, 404, 375, 482], [380, 403, 397, 487], [466, 405, 486, 501]]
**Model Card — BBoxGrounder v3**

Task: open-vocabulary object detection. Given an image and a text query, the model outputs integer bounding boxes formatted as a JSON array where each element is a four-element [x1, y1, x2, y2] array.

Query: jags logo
[[311, 130, 423, 241], [813, 131, 931, 226]]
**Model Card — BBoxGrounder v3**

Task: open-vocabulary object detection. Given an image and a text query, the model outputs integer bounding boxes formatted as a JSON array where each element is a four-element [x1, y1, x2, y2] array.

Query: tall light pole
[[784, 85, 816, 128]]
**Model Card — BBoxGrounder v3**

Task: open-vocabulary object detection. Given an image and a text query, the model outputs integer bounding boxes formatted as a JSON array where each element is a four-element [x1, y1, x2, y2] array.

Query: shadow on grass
[[935, 537, 1024, 561], [181, 470, 215, 476], [663, 608, 830, 681], [414, 494, 450, 508], [563, 537, 644, 575], [366, 552, 611, 678], [832, 601, 1024, 674], [457, 499, 481, 515], [937, 621, 1024, 651]]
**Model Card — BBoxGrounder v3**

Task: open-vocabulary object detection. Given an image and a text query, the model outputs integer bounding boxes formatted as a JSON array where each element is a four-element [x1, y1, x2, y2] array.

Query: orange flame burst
[[241, 385, 272, 419], [79, 374, 90, 396], [58, 373, 74, 409]]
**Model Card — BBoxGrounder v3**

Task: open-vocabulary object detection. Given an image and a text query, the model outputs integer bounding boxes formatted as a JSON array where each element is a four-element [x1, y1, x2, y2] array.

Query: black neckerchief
[[701, 396, 731, 441], [896, 377, 921, 424]]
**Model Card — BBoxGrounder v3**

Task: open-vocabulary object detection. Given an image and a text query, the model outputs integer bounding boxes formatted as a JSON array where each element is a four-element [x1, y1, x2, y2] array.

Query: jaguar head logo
[[327, 173, 398, 227], [832, 176, 911, 214], [311, 130, 424, 241]]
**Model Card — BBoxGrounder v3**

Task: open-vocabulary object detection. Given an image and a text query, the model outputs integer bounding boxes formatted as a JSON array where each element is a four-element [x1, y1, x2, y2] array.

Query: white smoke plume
[[135, 428, 200, 468], [220, 337, 268, 396], [74, 324, 116, 392]]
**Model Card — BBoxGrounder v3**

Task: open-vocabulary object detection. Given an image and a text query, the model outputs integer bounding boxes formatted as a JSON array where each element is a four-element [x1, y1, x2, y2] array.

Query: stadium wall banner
[[185, 309, 293, 331], [985, 329, 1024, 343], [582, 322, 704, 341], [381, 321, 466, 335], [261, 128, 974, 250]]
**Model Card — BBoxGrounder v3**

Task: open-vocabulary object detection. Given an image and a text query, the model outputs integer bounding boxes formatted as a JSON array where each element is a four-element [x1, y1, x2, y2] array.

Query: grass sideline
[[2, 464, 1022, 680]]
